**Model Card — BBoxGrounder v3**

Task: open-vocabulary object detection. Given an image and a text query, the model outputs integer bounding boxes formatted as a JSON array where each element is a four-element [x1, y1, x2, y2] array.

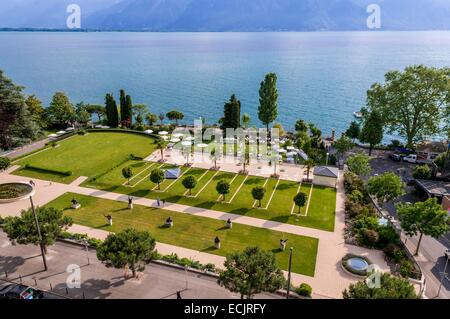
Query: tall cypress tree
[[221, 94, 241, 130], [125, 94, 133, 127], [119, 89, 127, 127], [105, 93, 119, 128], [258, 73, 278, 133]]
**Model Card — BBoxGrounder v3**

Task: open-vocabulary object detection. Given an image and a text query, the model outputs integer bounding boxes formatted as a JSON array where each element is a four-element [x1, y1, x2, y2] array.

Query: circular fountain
[[341, 254, 372, 277], [0, 182, 35, 203]]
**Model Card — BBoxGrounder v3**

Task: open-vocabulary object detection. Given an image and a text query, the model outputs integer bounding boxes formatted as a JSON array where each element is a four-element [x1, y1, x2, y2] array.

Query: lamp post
[[286, 247, 293, 299], [326, 152, 330, 166], [437, 255, 449, 297], [29, 196, 48, 271]]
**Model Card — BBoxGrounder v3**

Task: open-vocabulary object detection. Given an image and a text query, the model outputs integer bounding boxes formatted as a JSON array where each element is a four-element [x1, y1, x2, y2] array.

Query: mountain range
[[1, 0, 450, 31]]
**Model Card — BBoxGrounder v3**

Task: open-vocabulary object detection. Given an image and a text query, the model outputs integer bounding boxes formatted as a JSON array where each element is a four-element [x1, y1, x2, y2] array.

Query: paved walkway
[[2, 137, 50, 159], [0, 170, 389, 298]]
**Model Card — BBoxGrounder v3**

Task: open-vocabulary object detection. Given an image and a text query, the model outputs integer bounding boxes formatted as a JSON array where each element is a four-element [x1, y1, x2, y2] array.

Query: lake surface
[[1, 31, 450, 140]]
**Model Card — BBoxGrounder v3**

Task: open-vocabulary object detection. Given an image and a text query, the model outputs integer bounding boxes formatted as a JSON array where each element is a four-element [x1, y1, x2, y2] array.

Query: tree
[[133, 104, 148, 125], [25, 95, 47, 129], [0, 156, 11, 171], [210, 147, 221, 170], [0, 70, 40, 150], [367, 65, 449, 149], [85, 104, 106, 123], [146, 113, 158, 126], [75, 102, 91, 126], [182, 175, 197, 195], [218, 246, 285, 299], [296, 131, 311, 154], [105, 93, 119, 128], [122, 166, 134, 185], [150, 168, 165, 190], [258, 73, 278, 133], [216, 180, 231, 201], [295, 119, 308, 133], [125, 94, 133, 127], [158, 113, 165, 125], [345, 121, 360, 140], [304, 158, 315, 181], [3, 207, 72, 257], [397, 198, 449, 255], [343, 273, 417, 299], [221, 94, 241, 130], [293, 192, 307, 214], [334, 134, 354, 158], [156, 139, 167, 162], [346, 153, 372, 176], [367, 172, 405, 203], [97, 229, 156, 278], [242, 113, 251, 129], [252, 186, 266, 207], [166, 110, 184, 125], [359, 109, 383, 156], [47, 92, 75, 126], [119, 89, 128, 127], [412, 165, 432, 179]]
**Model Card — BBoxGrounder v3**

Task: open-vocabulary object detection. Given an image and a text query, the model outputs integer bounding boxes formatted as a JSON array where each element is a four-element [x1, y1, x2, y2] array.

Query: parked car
[[389, 153, 402, 162], [0, 283, 66, 299], [402, 154, 431, 164]]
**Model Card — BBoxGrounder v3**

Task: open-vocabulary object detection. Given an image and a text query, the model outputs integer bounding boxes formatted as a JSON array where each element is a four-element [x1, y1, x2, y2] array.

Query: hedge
[[24, 164, 72, 177]]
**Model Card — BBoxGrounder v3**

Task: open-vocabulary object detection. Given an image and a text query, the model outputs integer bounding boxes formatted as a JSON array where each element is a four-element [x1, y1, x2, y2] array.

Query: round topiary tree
[[293, 192, 307, 214], [0, 157, 11, 171], [122, 166, 133, 185], [216, 180, 230, 201], [362, 229, 379, 247], [252, 186, 266, 207], [182, 175, 197, 195], [150, 168, 165, 190]]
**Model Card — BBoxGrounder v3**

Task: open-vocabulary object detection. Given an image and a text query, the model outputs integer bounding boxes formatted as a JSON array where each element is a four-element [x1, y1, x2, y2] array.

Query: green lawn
[[47, 193, 318, 276], [83, 161, 337, 231], [13, 132, 156, 184]]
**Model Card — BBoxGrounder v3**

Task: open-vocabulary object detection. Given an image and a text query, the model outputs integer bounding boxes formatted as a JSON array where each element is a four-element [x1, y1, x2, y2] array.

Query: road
[[0, 231, 279, 299], [369, 154, 450, 299]]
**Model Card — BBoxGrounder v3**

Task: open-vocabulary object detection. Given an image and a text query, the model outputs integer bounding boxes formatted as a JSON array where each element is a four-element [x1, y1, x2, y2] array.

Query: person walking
[[176, 291, 182, 299], [104, 214, 113, 226], [157, 198, 161, 207]]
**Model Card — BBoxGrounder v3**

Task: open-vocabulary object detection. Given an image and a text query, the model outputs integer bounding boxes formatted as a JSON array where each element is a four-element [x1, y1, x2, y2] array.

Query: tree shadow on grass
[[197, 201, 217, 210], [276, 183, 297, 191], [228, 208, 250, 216], [129, 189, 150, 198], [269, 215, 290, 224]]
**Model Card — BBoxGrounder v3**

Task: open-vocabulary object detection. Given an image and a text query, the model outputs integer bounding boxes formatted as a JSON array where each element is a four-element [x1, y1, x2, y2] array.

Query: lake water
[[1, 31, 450, 140]]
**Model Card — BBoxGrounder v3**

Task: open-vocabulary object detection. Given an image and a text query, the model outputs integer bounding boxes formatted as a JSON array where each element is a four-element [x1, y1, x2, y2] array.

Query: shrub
[[348, 190, 365, 204], [383, 243, 406, 263], [344, 172, 365, 193], [377, 226, 400, 247], [295, 283, 312, 298], [24, 164, 72, 176], [353, 215, 379, 232], [0, 157, 11, 171], [360, 229, 379, 246], [400, 260, 416, 278], [77, 130, 87, 135], [412, 165, 432, 179]]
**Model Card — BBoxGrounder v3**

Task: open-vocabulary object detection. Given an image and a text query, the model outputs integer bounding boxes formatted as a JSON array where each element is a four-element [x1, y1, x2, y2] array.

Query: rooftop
[[313, 166, 339, 178], [415, 179, 450, 197]]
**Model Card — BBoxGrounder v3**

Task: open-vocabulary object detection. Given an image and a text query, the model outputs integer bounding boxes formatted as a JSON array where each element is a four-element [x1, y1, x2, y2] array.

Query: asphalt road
[[0, 231, 280, 299]]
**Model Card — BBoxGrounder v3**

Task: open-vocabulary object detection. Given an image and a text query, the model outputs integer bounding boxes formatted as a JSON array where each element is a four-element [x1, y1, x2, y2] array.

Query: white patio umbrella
[[56, 131, 66, 135], [197, 143, 208, 156], [48, 134, 58, 138], [144, 129, 154, 134], [172, 133, 184, 138], [181, 141, 192, 146], [158, 131, 169, 136], [170, 138, 181, 143], [184, 136, 194, 141]]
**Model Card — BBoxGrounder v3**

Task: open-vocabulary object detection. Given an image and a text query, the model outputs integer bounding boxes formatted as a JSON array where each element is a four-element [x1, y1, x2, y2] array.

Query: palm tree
[[304, 158, 315, 182], [156, 140, 167, 162]]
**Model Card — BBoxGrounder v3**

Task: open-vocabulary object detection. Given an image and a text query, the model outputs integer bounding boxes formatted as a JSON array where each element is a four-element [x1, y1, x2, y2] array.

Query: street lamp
[[286, 247, 293, 299], [326, 153, 330, 166], [437, 255, 449, 297], [29, 196, 48, 271]]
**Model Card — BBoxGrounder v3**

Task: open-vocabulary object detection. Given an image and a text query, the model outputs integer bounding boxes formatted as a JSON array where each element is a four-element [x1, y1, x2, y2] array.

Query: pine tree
[[119, 89, 127, 127], [105, 93, 119, 128], [221, 94, 241, 130], [125, 95, 133, 127]]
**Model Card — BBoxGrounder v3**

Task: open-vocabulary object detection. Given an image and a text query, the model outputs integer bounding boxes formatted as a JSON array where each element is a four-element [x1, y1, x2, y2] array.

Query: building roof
[[416, 179, 450, 197], [313, 166, 339, 178], [165, 168, 181, 179]]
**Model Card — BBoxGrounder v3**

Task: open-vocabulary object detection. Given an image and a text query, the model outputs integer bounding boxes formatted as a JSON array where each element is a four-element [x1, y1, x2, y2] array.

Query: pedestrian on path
[[162, 199, 166, 207], [157, 198, 161, 207], [177, 291, 182, 299], [104, 214, 113, 226], [29, 180, 35, 187]]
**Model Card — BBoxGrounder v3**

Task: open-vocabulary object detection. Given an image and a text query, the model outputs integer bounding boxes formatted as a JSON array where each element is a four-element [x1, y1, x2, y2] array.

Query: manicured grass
[[83, 162, 337, 231], [47, 193, 318, 276], [13, 132, 156, 184]]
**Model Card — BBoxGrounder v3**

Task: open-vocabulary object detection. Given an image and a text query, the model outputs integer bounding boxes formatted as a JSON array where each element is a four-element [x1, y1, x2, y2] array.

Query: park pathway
[[0, 170, 389, 299]]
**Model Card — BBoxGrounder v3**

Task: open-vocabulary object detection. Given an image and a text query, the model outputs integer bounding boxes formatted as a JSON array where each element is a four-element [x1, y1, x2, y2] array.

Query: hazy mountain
[[1, 0, 450, 31]]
